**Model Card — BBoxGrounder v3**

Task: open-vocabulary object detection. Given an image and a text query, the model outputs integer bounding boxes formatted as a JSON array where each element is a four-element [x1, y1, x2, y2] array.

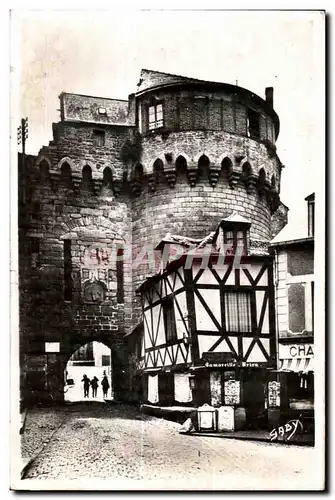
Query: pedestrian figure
[[91, 376, 99, 397], [81, 374, 90, 398], [101, 375, 110, 398]]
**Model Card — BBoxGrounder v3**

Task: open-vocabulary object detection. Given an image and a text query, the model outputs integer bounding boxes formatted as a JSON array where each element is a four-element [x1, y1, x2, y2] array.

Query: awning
[[278, 358, 314, 373]]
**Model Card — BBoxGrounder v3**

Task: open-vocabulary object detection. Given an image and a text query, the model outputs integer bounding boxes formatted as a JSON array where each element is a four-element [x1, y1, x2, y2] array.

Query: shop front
[[192, 352, 275, 431], [276, 342, 315, 433]]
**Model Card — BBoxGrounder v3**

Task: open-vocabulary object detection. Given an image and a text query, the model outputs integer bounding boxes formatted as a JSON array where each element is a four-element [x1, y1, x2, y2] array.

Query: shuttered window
[[163, 298, 177, 343], [224, 292, 252, 332]]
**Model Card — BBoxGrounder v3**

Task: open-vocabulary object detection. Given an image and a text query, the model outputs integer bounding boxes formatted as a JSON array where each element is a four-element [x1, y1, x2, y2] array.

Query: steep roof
[[136, 69, 208, 94]]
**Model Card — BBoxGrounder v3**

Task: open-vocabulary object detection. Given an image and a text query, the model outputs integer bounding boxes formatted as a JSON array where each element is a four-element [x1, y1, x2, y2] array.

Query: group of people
[[81, 373, 110, 398]]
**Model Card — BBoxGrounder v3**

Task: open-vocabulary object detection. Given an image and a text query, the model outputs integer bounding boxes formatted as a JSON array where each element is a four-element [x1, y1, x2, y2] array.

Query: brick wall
[[138, 88, 276, 143]]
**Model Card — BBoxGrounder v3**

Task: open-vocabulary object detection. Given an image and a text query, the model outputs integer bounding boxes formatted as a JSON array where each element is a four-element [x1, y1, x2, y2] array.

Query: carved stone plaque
[[83, 280, 106, 303]]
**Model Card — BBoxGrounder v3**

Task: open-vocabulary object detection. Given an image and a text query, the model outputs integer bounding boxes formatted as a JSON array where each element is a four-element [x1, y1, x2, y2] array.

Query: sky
[[12, 9, 325, 237]]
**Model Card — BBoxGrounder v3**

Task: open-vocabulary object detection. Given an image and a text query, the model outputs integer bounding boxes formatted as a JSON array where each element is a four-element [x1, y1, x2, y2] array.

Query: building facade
[[269, 194, 315, 430], [18, 69, 288, 408]]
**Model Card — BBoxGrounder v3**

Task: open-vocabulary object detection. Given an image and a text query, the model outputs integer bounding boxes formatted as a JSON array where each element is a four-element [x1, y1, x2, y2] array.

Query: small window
[[93, 129, 105, 146], [30, 238, 40, 268], [247, 109, 260, 139], [148, 103, 164, 130], [98, 107, 107, 115], [116, 245, 124, 304], [31, 202, 40, 221], [224, 292, 252, 332], [223, 228, 248, 256], [162, 298, 177, 344], [64, 239, 72, 301], [288, 283, 305, 333]]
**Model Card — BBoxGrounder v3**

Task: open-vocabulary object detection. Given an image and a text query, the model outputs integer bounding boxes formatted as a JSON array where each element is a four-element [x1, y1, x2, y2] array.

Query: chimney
[[305, 193, 315, 238], [265, 87, 274, 109]]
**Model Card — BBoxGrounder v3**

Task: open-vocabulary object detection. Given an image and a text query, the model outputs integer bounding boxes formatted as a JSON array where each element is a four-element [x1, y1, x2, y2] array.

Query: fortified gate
[[18, 69, 288, 406]]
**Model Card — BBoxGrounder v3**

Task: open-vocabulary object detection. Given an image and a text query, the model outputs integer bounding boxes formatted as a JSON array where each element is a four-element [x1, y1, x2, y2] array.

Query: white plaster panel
[[174, 373, 192, 403], [174, 292, 189, 340], [195, 289, 221, 331], [148, 374, 159, 403], [198, 335, 220, 357]]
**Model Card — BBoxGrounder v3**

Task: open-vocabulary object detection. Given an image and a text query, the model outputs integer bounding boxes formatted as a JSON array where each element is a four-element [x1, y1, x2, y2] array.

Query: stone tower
[[130, 69, 287, 324]]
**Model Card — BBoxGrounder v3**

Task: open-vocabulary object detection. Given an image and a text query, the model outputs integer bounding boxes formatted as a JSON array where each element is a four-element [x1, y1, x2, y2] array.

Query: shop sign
[[279, 343, 314, 359], [204, 362, 262, 368], [45, 342, 60, 353]]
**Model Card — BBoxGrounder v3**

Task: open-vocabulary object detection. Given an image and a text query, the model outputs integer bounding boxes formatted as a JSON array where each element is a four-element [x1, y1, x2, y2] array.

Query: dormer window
[[224, 228, 248, 256], [148, 103, 163, 130]]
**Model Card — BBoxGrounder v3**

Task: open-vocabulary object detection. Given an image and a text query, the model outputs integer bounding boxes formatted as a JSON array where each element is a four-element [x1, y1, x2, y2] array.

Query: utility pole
[[17, 117, 28, 204]]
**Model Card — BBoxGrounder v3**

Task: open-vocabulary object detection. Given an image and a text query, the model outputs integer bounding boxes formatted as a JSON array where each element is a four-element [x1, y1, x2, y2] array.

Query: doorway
[[64, 341, 113, 402]]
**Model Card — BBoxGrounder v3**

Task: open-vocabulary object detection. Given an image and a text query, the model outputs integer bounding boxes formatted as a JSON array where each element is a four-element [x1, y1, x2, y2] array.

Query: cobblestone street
[[18, 403, 322, 490]]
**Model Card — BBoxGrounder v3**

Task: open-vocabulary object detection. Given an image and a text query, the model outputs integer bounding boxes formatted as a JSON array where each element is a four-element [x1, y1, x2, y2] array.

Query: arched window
[[82, 165, 94, 193], [221, 157, 233, 179], [198, 155, 210, 181], [175, 155, 187, 181], [153, 159, 164, 183], [60, 162, 73, 189], [103, 167, 113, 188], [242, 162, 252, 180], [271, 174, 276, 190], [258, 168, 266, 185]]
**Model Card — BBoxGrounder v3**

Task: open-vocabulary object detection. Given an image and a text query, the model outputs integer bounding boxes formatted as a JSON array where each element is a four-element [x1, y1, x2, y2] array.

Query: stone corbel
[[130, 178, 142, 197], [49, 171, 60, 192], [228, 170, 240, 189], [113, 179, 123, 197], [245, 174, 258, 194], [208, 165, 221, 188], [258, 180, 271, 197], [187, 163, 198, 187], [164, 166, 177, 188], [71, 174, 82, 194], [267, 190, 280, 213], [93, 178, 103, 196]]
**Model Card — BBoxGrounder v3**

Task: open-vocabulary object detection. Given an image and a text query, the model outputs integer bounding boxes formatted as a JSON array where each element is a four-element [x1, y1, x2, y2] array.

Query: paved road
[[21, 404, 322, 490]]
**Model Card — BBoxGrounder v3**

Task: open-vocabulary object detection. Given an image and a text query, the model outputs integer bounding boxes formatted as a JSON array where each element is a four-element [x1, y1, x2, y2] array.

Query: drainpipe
[[273, 247, 280, 377]]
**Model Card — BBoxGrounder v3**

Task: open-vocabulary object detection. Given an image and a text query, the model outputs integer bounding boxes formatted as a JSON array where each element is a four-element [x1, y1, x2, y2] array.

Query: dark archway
[[153, 158, 164, 183], [175, 155, 188, 182], [39, 160, 51, 187], [198, 154, 210, 182], [82, 165, 94, 193], [60, 162, 73, 190], [221, 157, 233, 180], [101, 167, 114, 195]]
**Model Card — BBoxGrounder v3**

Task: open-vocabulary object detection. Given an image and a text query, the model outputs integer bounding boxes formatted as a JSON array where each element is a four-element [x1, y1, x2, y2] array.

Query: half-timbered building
[[131, 214, 277, 430]]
